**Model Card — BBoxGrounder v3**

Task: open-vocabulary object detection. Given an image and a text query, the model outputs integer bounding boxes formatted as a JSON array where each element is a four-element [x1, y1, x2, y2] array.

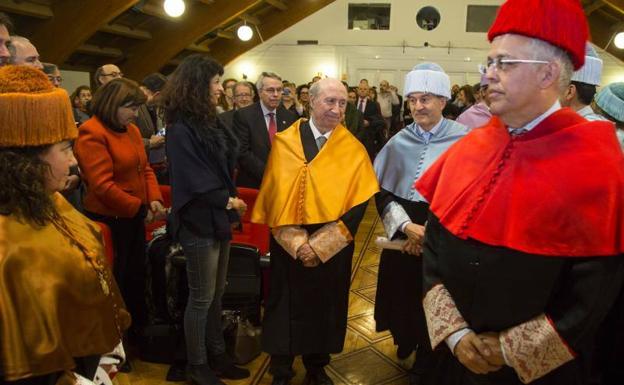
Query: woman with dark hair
[[216, 77, 237, 113], [75, 78, 165, 341], [457, 84, 476, 113], [0, 65, 130, 384], [162, 54, 249, 385], [295, 83, 310, 118]]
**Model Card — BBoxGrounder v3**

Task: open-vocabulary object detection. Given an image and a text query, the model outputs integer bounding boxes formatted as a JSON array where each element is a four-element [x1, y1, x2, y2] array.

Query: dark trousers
[[270, 354, 330, 379], [86, 210, 147, 332]]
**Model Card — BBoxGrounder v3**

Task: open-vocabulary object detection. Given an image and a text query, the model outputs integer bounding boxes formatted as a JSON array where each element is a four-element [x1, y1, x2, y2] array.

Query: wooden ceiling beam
[[584, 0, 605, 15], [603, 0, 624, 16], [28, 0, 139, 65], [265, 0, 288, 11], [586, 11, 624, 61], [76, 44, 124, 58], [122, 0, 262, 79], [100, 23, 152, 40], [0, 0, 53, 19], [139, 2, 182, 21], [217, 30, 236, 39], [197, 0, 215, 4], [187, 43, 211, 53], [210, 0, 336, 66], [240, 13, 261, 25]]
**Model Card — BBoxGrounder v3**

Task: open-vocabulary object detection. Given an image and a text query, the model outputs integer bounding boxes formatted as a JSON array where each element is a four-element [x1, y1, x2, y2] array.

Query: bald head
[[8, 36, 42, 69], [309, 78, 348, 133], [96, 64, 123, 86]]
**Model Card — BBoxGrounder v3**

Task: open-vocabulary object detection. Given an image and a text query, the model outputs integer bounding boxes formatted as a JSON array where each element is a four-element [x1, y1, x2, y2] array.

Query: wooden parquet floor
[[115, 200, 413, 385]]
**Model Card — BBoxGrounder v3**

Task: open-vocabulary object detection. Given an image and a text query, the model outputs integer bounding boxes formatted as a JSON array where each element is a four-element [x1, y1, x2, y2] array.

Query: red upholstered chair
[[95, 221, 114, 267], [232, 187, 270, 255], [145, 185, 171, 241], [232, 187, 271, 301]]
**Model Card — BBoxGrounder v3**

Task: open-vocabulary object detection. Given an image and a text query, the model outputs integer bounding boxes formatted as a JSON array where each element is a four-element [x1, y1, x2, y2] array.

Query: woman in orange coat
[[75, 78, 165, 339]]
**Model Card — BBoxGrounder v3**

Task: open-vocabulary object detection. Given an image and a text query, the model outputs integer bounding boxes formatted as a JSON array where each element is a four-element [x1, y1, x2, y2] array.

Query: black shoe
[[211, 353, 250, 380], [302, 369, 334, 385], [271, 377, 291, 385], [166, 362, 187, 382], [397, 345, 413, 360], [118, 360, 132, 373], [187, 364, 225, 385]]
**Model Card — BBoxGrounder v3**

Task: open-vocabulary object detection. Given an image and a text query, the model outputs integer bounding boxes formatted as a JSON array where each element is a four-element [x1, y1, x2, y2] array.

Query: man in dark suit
[[233, 72, 298, 188], [355, 81, 384, 159], [218, 81, 255, 131]]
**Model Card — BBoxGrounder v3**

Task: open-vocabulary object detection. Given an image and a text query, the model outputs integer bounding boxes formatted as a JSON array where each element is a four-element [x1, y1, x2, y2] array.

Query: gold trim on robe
[[251, 119, 379, 228], [308, 221, 353, 263], [423, 284, 469, 349], [500, 313, 575, 384]]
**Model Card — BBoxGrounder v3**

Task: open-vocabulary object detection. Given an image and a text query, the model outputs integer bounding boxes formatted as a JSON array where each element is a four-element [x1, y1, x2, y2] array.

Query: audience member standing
[[377, 80, 400, 137], [219, 81, 255, 131], [7, 36, 42, 69], [456, 75, 492, 130], [0, 13, 10, 66], [94, 63, 123, 88], [71, 85, 92, 124], [232, 72, 297, 189], [163, 54, 250, 385], [75, 78, 165, 339], [355, 81, 384, 158]]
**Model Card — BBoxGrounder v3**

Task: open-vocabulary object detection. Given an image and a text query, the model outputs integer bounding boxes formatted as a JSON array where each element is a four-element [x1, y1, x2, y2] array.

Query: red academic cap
[[488, 0, 588, 70]]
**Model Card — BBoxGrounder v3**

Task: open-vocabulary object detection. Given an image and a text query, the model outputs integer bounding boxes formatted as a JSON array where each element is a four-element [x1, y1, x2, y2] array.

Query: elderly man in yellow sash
[[252, 78, 379, 385]]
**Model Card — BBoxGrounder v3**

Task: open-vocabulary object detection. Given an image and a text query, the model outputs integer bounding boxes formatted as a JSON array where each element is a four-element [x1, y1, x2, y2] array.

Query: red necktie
[[358, 98, 364, 113], [268, 112, 277, 143]]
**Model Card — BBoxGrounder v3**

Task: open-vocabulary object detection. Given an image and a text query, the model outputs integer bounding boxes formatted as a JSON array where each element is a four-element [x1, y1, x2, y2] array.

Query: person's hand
[[149, 200, 167, 221], [362, 119, 370, 127], [478, 332, 506, 366], [455, 332, 502, 374], [231, 197, 247, 217], [297, 243, 320, 267], [149, 135, 165, 149], [63, 174, 80, 192], [404, 223, 425, 243], [401, 238, 422, 256], [144, 209, 154, 224]]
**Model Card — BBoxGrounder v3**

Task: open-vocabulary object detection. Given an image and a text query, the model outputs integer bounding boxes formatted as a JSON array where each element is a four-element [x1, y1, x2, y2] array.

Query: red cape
[[416, 108, 624, 257]]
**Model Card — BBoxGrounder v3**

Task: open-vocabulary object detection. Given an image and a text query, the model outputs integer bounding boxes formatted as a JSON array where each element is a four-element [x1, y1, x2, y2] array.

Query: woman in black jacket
[[162, 54, 248, 385]]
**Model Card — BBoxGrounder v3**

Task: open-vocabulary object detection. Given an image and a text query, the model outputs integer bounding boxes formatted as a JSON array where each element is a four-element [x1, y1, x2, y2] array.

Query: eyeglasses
[[262, 87, 283, 94], [479, 57, 549, 75], [101, 71, 123, 78], [47, 76, 62, 83]]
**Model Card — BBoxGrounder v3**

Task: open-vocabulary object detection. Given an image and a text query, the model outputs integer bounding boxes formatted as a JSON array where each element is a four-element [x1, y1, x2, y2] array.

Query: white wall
[[224, 0, 624, 91], [60, 69, 91, 97]]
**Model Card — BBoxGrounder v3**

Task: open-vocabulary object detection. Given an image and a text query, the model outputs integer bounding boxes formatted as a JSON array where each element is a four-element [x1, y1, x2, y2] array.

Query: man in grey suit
[[233, 72, 298, 188]]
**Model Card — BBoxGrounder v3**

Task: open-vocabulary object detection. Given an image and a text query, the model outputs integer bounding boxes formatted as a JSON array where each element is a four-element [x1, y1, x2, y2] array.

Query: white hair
[[255, 71, 282, 91], [527, 37, 574, 93]]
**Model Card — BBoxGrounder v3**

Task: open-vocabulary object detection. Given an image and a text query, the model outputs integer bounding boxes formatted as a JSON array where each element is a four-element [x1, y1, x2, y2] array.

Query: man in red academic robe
[[416, 0, 624, 384]]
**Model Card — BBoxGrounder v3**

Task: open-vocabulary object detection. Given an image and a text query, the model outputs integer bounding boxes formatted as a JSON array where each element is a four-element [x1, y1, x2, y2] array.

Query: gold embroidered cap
[[0, 65, 77, 147]]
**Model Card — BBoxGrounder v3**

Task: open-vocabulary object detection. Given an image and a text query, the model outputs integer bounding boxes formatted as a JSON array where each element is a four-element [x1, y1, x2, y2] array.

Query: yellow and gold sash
[[252, 119, 379, 227]]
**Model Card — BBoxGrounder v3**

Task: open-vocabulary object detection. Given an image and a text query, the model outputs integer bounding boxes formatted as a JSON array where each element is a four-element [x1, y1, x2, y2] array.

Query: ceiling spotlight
[[163, 0, 185, 17], [615, 32, 624, 49], [237, 24, 253, 41]]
